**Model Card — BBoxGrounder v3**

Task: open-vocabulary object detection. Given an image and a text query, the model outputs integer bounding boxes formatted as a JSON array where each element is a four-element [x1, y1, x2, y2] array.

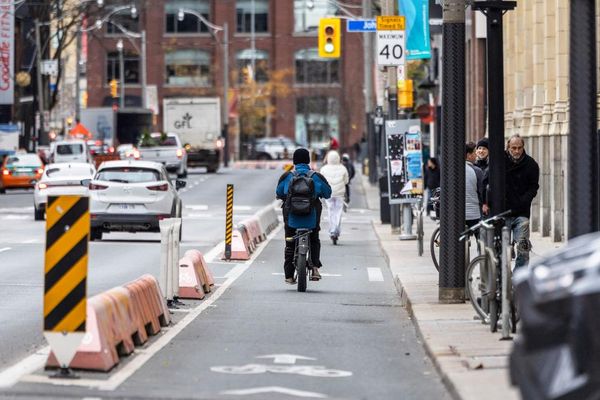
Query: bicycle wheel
[[430, 226, 440, 271], [296, 252, 307, 292], [465, 255, 490, 322]]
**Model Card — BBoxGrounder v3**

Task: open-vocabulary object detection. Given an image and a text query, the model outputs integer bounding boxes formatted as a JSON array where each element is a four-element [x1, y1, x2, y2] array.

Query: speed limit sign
[[377, 30, 406, 67]]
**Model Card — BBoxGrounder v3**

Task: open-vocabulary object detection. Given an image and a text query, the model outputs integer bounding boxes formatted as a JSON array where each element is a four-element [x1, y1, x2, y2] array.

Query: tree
[[237, 68, 292, 139]]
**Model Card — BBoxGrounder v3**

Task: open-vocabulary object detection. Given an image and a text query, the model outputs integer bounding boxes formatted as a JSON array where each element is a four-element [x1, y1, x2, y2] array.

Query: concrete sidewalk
[[357, 172, 564, 400]]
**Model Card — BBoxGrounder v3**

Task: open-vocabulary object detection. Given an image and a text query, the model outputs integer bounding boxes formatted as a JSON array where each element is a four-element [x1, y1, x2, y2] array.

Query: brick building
[[84, 0, 366, 158]]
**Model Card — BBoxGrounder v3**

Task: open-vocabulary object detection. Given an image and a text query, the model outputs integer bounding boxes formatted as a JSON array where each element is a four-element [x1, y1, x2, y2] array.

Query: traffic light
[[109, 79, 118, 98], [398, 79, 414, 109], [318, 18, 341, 58]]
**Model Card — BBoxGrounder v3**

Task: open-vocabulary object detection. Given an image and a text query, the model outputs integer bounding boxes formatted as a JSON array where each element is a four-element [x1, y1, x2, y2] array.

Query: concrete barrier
[[47, 274, 171, 372], [178, 256, 206, 299], [184, 250, 214, 294]]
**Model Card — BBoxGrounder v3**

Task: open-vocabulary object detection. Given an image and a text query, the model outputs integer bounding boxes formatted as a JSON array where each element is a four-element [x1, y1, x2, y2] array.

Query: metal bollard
[[399, 203, 417, 240], [500, 226, 513, 340]]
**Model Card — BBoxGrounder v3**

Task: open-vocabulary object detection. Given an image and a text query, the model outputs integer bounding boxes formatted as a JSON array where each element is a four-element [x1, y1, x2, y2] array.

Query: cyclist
[[276, 148, 332, 284], [320, 150, 349, 244]]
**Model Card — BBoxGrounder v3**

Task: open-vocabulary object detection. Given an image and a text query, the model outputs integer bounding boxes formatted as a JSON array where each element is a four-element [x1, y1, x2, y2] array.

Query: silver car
[[33, 162, 96, 221], [88, 160, 185, 241]]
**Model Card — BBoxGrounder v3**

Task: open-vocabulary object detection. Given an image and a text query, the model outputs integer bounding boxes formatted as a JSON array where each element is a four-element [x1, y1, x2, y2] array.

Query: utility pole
[[141, 30, 147, 109], [222, 22, 229, 167], [568, 0, 599, 237], [117, 40, 125, 108], [383, 0, 401, 233], [75, 28, 81, 121], [438, 0, 466, 303], [34, 19, 45, 150], [250, 0, 255, 73], [364, 0, 376, 184]]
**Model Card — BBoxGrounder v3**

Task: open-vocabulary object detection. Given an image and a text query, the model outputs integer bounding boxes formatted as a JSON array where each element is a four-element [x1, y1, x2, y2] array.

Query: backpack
[[285, 170, 316, 216]]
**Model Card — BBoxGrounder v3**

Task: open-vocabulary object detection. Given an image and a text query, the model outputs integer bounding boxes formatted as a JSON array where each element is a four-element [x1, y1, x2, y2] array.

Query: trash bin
[[510, 232, 600, 400]]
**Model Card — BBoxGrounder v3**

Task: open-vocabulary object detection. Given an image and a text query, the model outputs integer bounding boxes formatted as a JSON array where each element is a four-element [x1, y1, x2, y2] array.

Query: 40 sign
[[377, 30, 406, 67]]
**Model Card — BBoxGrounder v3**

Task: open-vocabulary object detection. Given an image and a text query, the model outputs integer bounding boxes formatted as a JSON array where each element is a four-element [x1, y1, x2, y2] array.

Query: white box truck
[[163, 97, 221, 173]]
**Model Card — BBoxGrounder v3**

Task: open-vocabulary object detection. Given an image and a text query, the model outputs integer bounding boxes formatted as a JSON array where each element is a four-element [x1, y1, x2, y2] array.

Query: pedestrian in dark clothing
[[475, 137, 490, 215], [424, 157, 440, 216], [504, 134, 539, 269], [341, 153, 355, 204], [276, 148, 332, 283]]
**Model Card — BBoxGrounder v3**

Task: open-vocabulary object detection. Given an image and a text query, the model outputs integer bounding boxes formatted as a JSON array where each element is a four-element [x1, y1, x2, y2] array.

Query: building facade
[[84, 0, 366, 158]]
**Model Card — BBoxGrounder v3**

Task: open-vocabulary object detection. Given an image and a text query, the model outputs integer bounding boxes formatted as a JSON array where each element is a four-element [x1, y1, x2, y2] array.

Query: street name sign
[[346, 19, 376, 32], [376, 16, 406, 31], [377, 30, 406, 66]]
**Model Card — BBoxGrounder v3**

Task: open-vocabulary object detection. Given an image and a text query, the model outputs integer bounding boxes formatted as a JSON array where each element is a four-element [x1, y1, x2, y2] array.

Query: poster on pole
[[0, 0, 14, 104], [405, 128, 424, 195], [397, 0, 431, 59], [385, 119, 423, 204]]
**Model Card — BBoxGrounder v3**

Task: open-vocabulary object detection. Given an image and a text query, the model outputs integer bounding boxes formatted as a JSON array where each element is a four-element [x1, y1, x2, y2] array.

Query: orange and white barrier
[[184, 249, 214, 294], [46, 274, 170, 371], [159, 218, 181, 304]]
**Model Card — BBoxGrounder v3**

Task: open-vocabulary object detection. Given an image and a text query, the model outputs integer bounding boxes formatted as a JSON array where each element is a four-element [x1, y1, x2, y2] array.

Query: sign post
[[44, 195, 89, 378]]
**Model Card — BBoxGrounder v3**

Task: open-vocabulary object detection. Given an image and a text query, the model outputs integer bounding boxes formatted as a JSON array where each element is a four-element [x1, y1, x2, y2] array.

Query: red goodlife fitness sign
[[0, 0, 13, 105]]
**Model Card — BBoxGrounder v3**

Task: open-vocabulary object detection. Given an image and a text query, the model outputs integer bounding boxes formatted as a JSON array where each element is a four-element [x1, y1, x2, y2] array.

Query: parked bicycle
[[460, 210, 517, 335], [286, 228, 313, 292], [428, 188, 441, 270]]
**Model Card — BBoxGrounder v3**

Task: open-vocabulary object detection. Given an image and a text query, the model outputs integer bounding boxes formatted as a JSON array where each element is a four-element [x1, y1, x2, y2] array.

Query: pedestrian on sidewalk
[[466, 142, 485, 216], [320, 150, 349, 245], [465, 143, 483, 232], [423, 157, 440, 216], [276, 148, 332, 283], [475, 137, 490, 215], [341, 153, 355, 205], [505, 134, 539, 269]]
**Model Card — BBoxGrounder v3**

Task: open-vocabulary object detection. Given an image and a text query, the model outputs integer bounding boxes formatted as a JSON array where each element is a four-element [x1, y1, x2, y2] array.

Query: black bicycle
[[287, 228, 312, 292], [429, 188, 441, 270]]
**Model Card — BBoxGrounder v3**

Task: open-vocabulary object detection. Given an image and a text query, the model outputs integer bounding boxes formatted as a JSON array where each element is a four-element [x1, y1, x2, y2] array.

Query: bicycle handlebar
[[458, 210, 512, 241], [285, 229, 313, 242]]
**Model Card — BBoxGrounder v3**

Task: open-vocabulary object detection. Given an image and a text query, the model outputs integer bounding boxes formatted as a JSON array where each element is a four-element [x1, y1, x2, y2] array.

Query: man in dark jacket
[[276, 148, 332, 283], [475, 137, 490, 215], [341, 153, 355, 204], [505, 134, 539, 269]]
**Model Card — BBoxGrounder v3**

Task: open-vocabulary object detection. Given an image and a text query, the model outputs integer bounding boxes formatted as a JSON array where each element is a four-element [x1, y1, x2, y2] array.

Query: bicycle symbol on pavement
[[210, 354, 353, 378]]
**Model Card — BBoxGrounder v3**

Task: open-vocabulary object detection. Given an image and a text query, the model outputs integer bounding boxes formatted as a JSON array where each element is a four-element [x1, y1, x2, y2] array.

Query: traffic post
[[224, 184, 234, 260], [43, 195, 89, 378]]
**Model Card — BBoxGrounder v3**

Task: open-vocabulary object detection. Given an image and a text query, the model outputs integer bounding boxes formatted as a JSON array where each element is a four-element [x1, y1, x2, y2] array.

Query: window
[[165, 0, 210, 33], [165, 50, 212, 86], [106, 52, 140, 84], [294, 0, 337, 33], [295, 48, 339, 84], [106, 13, 139, 34], [296, 96, 340, 147], [236, 0, 269, 33], [236, 49, 269, 83]]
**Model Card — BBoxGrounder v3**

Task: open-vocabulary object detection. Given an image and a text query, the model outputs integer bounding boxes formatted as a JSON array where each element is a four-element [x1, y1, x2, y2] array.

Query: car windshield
[[46, 165, 94, 178], [96, 167, 161, 183], [5, 154, 42, 167], [139, 135, 177, 148], [57, 144, 84, 155]]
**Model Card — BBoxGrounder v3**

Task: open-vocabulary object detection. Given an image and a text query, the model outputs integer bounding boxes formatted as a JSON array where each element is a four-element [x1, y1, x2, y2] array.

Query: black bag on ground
[[285, 171, 315, 216], [510, 232, 600, 400]]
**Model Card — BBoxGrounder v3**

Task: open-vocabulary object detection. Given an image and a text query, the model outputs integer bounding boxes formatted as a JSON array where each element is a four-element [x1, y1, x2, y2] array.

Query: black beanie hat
[[476, 138, 489, 149], [293, 148, 311, 165]]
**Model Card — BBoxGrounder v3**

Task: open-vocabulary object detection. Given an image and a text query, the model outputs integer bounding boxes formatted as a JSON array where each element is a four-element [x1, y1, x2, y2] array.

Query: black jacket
[[505, 151, 539, 218], [424, 166, 440, 191]]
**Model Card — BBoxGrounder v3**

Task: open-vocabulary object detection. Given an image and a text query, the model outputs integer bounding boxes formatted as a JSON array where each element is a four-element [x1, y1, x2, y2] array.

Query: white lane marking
[[17, 225, 282, 391], [257, 354, 316, 364], [221, 386, 328, 398], [1, 215, 29, 220], [0, 346, 50, 388], [233, 205, 252, 211], [185, 204, 209, 211], [0, 207, 34, 213], [186, 213, 215, 219], [271, 272, 342, 277], [22, 239, 37, 244], [0, 283, 43, 287], [367, 267, 384, 282], [0, 247, 11, 254], [212, 364, 352, 377]]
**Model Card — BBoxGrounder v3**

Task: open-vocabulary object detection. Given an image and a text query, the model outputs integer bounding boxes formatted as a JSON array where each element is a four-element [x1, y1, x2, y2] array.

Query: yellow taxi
[[0, 153, 44, 194]]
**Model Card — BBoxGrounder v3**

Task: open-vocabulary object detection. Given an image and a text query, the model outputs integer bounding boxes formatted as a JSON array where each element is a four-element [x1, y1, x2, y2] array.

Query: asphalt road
[[0, 166, 450, 399]]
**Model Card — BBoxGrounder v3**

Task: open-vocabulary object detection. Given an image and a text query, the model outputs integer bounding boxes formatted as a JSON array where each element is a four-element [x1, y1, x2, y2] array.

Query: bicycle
[[428, 188, 441, 270], [286, 228, 313, 292], [461, 210, 517, 334]]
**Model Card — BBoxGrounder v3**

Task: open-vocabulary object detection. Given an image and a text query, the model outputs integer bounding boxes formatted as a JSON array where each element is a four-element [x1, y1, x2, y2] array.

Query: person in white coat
[[320, 150, 349, 244]]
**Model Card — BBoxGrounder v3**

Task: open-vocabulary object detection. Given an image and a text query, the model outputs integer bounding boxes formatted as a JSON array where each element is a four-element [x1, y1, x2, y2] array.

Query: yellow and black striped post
[[44, 195, 89, 335], [225, 184, 234, 260]]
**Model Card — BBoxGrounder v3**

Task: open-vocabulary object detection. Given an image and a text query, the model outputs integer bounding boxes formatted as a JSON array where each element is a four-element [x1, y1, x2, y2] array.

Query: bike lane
[[4, 180, 451, 399]]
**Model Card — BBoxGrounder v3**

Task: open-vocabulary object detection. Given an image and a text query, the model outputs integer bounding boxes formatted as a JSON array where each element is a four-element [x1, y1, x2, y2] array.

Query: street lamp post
[[178, 8, 229, 167], [34, 19, 45, 149], [117, 39, 124, 108]]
